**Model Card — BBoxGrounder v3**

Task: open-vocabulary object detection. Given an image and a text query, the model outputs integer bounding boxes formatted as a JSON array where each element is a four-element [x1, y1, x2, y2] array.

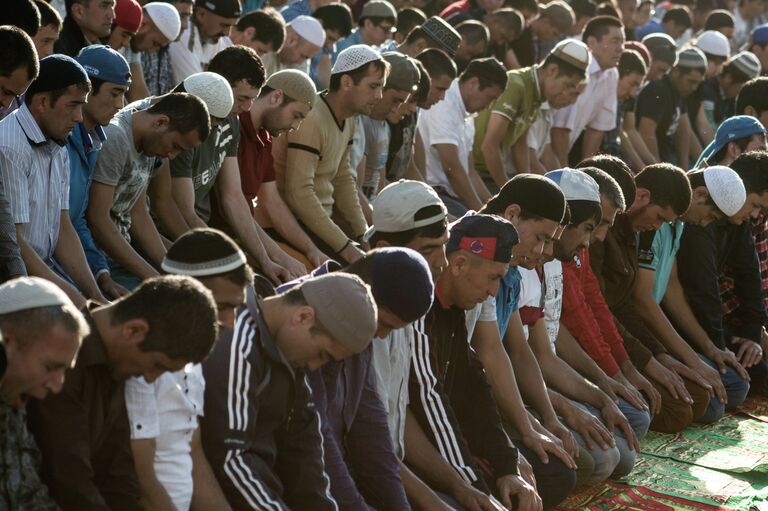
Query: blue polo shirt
[[637, 220, 686, 304], [496, 265, 522, 336]]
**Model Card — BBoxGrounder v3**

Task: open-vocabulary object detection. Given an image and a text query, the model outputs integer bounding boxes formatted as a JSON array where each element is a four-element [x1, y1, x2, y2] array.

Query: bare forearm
[[480, 140, 507, 187], [90, 215, 157, 279], [634, 292, 699, 364], [191, 450, 231, 510], [554, 325, 613, 382], [581, 128, 604, 160], [662, 281, 717, 356], [222, 194, 271, 265], [400, 461, 446, 510], [55, 218, 101, 298], [261, 194, 319, 255], [550, 128, 570, 166], [505, 326, 558, 423], [129, 206, 167, 268]]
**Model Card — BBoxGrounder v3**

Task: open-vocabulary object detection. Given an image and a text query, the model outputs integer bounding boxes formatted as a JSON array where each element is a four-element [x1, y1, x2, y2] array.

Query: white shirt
[[466, 294, 497, 341], [125, 364, 205, 510], [260, 51, 311, 78], [418, 80, 475, 198], [542, 260, 563, 349], [169, 24, 232, 84], [552, 58, 618, 149], [517, 267, 542, 340]]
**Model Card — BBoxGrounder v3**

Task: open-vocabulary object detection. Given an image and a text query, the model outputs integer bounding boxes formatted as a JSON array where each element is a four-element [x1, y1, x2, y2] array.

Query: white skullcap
[[702, 165, 747, 217], [144, 2, 182, 42], [694, 30, 730, 59], [183, 72, 234, 118], [0, 277, 74, 315], [545, 168, 601, 203], [332, 44, 381, 74], [288, 15, 325, 48]]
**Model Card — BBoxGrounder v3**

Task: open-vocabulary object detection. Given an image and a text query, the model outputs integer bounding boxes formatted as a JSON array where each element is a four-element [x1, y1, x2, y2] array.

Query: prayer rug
[[556, 481, 733, 511]]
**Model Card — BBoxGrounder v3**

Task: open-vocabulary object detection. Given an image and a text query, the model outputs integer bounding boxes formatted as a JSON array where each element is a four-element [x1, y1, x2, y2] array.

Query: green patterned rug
[[556, 405, 768, 511]]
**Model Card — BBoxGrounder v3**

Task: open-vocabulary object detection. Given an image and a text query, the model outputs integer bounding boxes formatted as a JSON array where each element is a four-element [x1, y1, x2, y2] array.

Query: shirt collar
[[531, 66, 543, 103], [502, 265, 520, 286], [15, 104, 49, 147], [448, 80, 471, 119], [588, 56, 603, 76]]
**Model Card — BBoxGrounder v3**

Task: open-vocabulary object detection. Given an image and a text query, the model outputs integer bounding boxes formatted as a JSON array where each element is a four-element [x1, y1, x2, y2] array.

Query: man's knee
[[617, 400, 651, 439], [650, 384, 694, 433]]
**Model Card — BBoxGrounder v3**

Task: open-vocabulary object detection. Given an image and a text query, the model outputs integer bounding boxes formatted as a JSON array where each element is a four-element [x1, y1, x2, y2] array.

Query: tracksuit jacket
[[201, 288, 337, 510]]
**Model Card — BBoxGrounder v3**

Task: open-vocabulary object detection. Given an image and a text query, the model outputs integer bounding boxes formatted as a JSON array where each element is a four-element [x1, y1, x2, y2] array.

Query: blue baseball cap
[[75, 45, 131, 87], [752, 24, 768, 46], [695, 115, 766, 168]]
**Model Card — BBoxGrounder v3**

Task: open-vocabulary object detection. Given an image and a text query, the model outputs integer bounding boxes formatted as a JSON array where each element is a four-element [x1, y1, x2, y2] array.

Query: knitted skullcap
[[144, 2, 182, 42], [265, 69, 317, 108], [0, 277, 74, 314], [332, 44, 381, 74], [701, 165, 747, 217], [162, 228, 247, 277], [183, 72, 234, 118]]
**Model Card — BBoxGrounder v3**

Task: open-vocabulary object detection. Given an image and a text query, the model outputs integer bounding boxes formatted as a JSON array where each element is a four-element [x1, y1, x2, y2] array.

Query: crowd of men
[[1, 0, 768, 509]]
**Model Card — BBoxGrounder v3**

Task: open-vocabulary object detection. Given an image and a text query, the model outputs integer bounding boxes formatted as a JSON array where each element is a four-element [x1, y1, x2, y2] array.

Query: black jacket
[[201, 288, 336, 510], [54, 16, 90, 57], [409, 297, 518, 495]]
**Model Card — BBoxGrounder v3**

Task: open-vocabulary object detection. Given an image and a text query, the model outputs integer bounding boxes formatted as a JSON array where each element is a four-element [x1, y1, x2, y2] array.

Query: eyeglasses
[[376, 23, 396, 34]]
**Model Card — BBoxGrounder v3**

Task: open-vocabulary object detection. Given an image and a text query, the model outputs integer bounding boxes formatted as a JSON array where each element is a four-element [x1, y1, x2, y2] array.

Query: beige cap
[[298, 273, 378, 354], [550, 38, 591, 72], [361, 0, 397, 19], [266, 69, 317, 109], [382, 52, 420, 92]]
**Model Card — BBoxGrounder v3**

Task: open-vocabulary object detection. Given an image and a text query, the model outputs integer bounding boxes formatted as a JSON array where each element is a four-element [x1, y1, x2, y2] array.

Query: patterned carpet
[[556, 398, 768, 511]]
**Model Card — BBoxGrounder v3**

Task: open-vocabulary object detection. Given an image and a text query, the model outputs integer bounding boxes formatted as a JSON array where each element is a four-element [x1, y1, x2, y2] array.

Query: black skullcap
[[26, 54, 89, 98]]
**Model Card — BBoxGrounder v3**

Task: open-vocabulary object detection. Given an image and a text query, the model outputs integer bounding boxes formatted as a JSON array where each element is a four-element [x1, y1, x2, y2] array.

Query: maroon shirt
[[237, 111, 276, 214]]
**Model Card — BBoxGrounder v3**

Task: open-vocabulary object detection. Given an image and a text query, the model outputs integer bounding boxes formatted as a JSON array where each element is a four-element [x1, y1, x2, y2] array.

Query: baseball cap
[[265, 69, 317, 109], [421, 17, 461, 57], [694, 30, 730, 58], [144, 2, 182, 42], [752, 24, 768, 46], [332, 44, 382, 74], [0, 277, 75, 314], [545, 168, 601, 203], [550, 39, 591, 72], [676, 47, 707, 70], [696, 115, 767, 167], [114, 0, 143, 34], [195, 0, 241, 18], [361, 0, 397, 20], [642, 33, 678, 67], [382, 52, 420, 92], [289, 15, 325, 48], [299, 272, 378, 354], [446, 213, 519, 263], [364, 179, 447, 241], [369, 247, 434, 323], [701, 165, 747, 217], [183, 72, 234, 118], [728, 51, 762, 79], [76, 45, 132, 87]]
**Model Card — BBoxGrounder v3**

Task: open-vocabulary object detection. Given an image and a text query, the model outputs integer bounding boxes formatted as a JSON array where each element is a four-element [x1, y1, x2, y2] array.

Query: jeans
[[568, 402, 621, 486], [697, 353, 750, 423], [583, 399, 650, 479]]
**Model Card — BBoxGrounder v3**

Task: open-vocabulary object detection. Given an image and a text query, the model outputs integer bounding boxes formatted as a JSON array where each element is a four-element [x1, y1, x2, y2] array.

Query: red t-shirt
[[439, 0, 470, 18], [237, 111, 276, 213]]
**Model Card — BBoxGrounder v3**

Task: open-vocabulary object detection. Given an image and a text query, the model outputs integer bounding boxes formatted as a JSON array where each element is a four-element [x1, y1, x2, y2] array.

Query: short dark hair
[[413, 59, 431, 104], [580, 166, 626, 210], [721, 61, 751, 85], [481, 174, 567, 223], [634, 163, 691, 215], [35, 0, 61, 29], [111, 276, 218, 363], [692, 0, 716, 14], [703, 9, 734, 31], [736, 77, 768, 116], [730, 151, 768, 195], [235, 9, 286, 52], [395, 7, 426, 37], [618, 49, 647, 78], [369, 205, 447, 246], [577, 154, 636, 207], [567, 200, 603, 226], [488, 8, 524, 37], [416, 48, 457, 80], [329, 59, 388, 92], [582, 15, 623, 42], [1, 0, 41, 36], [569, 0, 596, 19], [0, 25, 39, 81], [147, 92, 211, 141], [459, 57, 507, 90], [687, 169, 718, 208], [710, 133, 756, 163], [313, 4, 353, 38], [662, 6, 692, 28], [456, 20, 489, 48], [208, 45, 266, 89], [595, 2, 620, 18], [541, 52, 587, 79]]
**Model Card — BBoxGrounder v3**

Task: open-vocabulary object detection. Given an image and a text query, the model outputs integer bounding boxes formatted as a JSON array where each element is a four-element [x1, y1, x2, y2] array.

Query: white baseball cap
[[363, 180, 447, 241], [183, 72, 234, 118], [289, 15, 325, 48], [694, 30, 730, 58], [144, 2, 182, 42], [544, 168, 601, 203], [332, 44, 381, 74], [0, 277, 74, 314], [702, 165, 746, 217]]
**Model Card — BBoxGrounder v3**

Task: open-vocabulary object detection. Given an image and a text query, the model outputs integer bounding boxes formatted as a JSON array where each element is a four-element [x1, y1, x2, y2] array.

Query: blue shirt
[[67, 122, 109, 276], [496, 265, 522, 336], [241, 0, 265, 14], [637, 220, 685, 304], [279, 0, 311, 22], [635, 19, 664, 40], [332, 30, 364, 65]]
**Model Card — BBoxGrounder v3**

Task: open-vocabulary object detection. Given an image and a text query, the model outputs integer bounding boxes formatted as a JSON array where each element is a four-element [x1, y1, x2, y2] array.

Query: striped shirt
[[0, 104, 69, 262]]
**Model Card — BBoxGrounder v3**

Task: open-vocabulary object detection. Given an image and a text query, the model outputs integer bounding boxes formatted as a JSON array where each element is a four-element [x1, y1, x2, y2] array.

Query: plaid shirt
[[720, 212, 768, 321]]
